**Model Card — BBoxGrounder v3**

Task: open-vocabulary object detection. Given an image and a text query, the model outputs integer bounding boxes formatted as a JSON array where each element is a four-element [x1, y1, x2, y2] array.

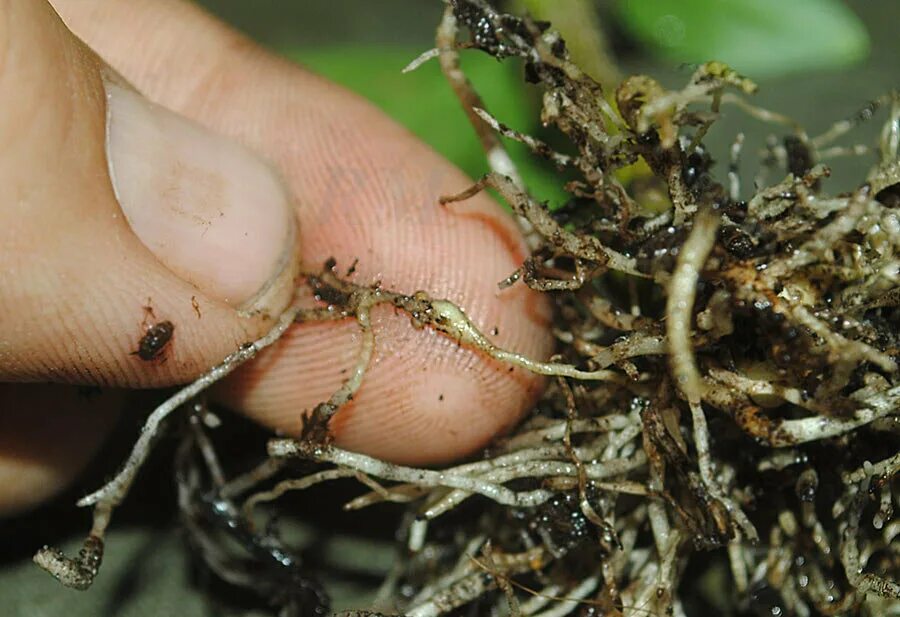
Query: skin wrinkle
[[9, 227, 259, 386], [55, 271, 123, 386], [344, 325, 539, 461], [0, 4, 8, 83], [334, 359, 517, 464]]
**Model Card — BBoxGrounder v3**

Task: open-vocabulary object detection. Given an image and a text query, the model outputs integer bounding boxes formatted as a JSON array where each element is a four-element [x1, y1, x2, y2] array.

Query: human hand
[[0, 0, 552, 515]]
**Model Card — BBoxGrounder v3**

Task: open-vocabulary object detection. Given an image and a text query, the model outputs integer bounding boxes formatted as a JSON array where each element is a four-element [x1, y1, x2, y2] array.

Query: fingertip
[[219, 298, 550, 466], [331, 347, 544, 465]]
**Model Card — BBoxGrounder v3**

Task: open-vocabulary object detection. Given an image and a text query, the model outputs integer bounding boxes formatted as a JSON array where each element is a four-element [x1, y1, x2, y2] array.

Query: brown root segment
[[36, 1, 900, 615], [33, 535, 104, 591]]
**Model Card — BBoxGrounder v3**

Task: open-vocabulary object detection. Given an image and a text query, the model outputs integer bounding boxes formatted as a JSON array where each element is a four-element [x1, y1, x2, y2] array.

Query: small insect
[[133, 320, 175, 361]]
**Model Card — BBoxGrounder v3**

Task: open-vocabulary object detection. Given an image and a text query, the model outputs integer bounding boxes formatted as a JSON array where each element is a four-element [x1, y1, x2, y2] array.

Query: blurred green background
[[193, 0, 897, 198], [2, 1, 898, 615]]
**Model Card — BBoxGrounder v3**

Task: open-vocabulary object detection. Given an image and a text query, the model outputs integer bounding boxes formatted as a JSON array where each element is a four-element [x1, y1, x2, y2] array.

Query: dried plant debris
[[34, 1, 900, 615]]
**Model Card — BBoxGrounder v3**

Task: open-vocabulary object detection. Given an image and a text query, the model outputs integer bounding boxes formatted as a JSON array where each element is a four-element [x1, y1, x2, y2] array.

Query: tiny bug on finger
[[133, 320, 175, 361]]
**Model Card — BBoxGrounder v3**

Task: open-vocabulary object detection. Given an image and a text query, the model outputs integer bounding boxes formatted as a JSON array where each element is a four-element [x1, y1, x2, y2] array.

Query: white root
[[774, 384, 900, 445], [422, 453, 647, 519], [242, 468, 358, 518], [841, 488, 900, 599], [473, 107, 574, 169], [707, 367, 828, 413], [434, 5, 539, 249], [666, 208, 719, 405], [843, 450, 900, 485], [35, 295, 307, 589], [528, 576, 599, 617], [79, 300, 304, 509], [403, 47, 441, 73], [269, 440, 555, 508]]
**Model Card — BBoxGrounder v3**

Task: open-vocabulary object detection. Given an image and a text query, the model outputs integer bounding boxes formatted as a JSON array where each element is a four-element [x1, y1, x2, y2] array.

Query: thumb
[[0, 1, 300, 386]]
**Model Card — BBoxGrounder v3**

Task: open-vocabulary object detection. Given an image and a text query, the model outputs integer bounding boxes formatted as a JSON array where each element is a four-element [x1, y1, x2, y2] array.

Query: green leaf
[[615, 0, 869, 78], [284, 47, 569, 206]]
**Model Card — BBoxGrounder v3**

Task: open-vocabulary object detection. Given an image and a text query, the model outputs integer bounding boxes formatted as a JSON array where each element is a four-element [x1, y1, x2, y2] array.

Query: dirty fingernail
[[104, 80, 296, 308]]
